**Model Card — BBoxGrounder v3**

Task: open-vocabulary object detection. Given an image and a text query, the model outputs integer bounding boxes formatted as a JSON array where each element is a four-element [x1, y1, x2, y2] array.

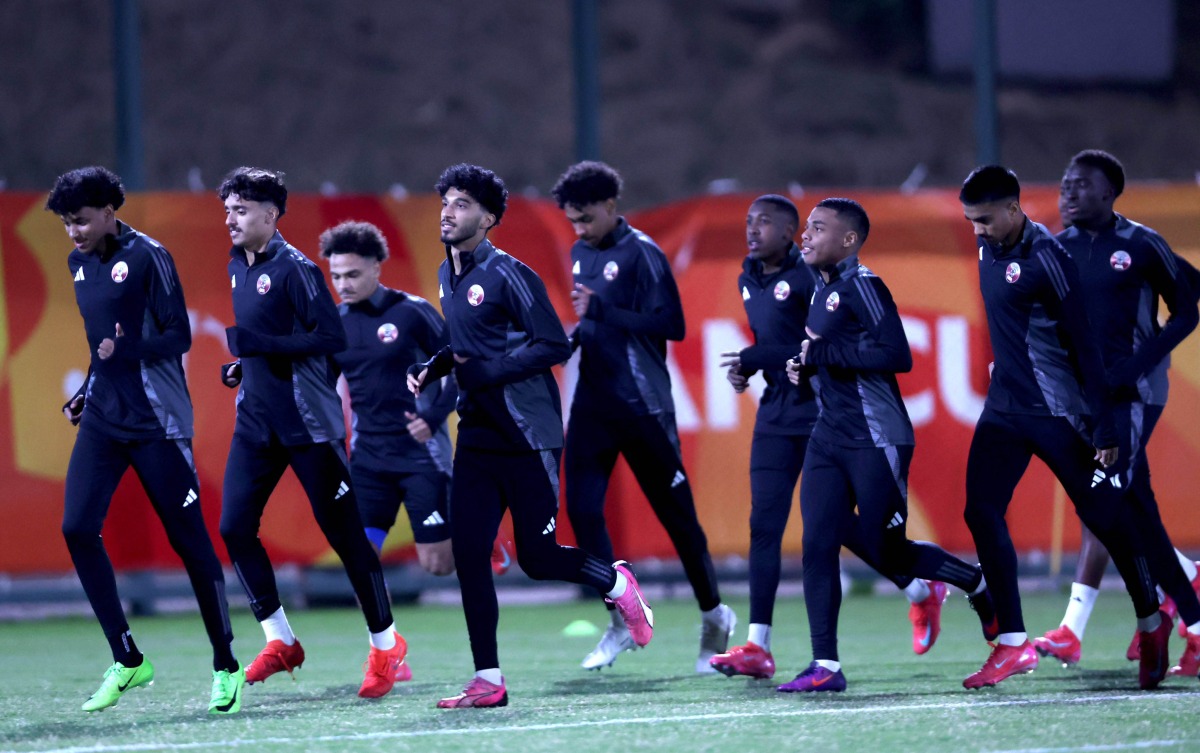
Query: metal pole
[[572, 0, 600, 162], [973, 0, 999, 166], [113, 0, 145, 188]]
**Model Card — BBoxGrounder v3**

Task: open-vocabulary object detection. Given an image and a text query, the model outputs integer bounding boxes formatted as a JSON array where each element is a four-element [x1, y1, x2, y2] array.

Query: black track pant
[[565, 407, 719, 611], [452, 446, 617, 671], [800, 437, 982, 662], [64, 422, 234, 670], [219, 433, 392, 633], [748, 433, 911, 626], [964, 407, 1158, 635], [1084, 403, 1200, 626]]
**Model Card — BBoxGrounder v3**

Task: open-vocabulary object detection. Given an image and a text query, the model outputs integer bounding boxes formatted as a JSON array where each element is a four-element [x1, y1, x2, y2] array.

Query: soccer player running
[[710, 195, 950, 680], [407, 163, 654, 708], [778, 198, 990, 694], [551, 161, 735, 673], [216, 168, 406, 699], [959, 165, 1170, 690], [49, 166, 244, 714], [1033, 151, 1200, 677]]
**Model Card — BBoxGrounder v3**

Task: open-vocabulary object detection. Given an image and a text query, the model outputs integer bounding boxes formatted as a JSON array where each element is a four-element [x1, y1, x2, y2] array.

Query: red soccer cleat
[[607, 561, 654, 647], [1169, 632, 1200, 678], [245, 639, 305, 684], [491, 537, 514, 576], [963, 641, 1039, 689], [358, 632, 408, 698], [909, 581, 948, 655], [1128, 597, 1176, 661], [1033, 624, 1082, 666], [1138, 610, 1172, 690], [395, 657, 413, 682], [437, 676, 508, 708], [709, 642, 776, 679]]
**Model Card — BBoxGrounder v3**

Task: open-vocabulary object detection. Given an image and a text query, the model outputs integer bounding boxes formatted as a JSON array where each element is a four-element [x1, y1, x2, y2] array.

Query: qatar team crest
[[603, 260, 619, 281], [110, 261, 129, 283], [467, 284, 485, 306], [256, 274, 271, 294], [825, 291, 840, 312], [1005, 262, 1021, 283], [377, 323, 399, 343], [773, 281, 791, 301], [1110, 250, 1131, 271]]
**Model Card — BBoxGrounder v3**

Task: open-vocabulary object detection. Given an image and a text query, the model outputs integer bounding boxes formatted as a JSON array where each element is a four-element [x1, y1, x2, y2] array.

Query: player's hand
[[718, 350, 742, 369], [221, 360, 242, 388], [786, 358, 802, 385], [726, 366, 748, 393], [799, 326, 821, 366], [97, 323, 124, 360], [63, 395, 84, 425], [571, 283, 595, 318], [407, 367, 428, 397], [404, 411, 434, 442], [1094, 446, 1118, 468]]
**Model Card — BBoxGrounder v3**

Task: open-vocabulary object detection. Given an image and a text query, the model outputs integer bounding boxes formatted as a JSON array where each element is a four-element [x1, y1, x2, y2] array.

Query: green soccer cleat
[[82, 659, 155, 712], [209, 664, 245, 715]]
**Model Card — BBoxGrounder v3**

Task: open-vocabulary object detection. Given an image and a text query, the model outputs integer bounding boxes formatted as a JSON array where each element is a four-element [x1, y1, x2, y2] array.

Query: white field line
[[12, 691, 1199, 753]]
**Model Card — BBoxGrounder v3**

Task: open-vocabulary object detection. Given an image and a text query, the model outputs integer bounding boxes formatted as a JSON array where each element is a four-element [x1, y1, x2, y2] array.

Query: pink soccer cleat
[[909, 581, 948, 655], [963, 641, 1038, 689], [1033, 624, 1082, 666], [607, 561, 654, 647], [710, 642, 776, 679], [437, 676, 508, 708]]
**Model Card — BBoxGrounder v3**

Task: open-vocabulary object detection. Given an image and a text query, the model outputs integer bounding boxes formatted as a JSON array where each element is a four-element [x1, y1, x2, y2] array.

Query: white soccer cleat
[[581, 622, 637, 670], [697, 604, 737, 673]]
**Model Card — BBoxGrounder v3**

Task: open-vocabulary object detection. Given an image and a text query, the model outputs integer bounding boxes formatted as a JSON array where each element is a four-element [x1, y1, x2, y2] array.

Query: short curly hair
[[551, 161, 622, 208], [435, 163, 508, 226], [218, 166, 288, 217], [318, 220, 389, 261], [1068, 149, 1125, 198], [46, 166, 126, 215]]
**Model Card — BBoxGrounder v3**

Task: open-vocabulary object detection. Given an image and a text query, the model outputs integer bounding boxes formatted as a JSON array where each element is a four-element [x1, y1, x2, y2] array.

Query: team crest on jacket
[[1110, 250, 1131, 271], [377, 323, 399, 343], [825, 291, 840, 312], [773, 281, 791, 301], [603, 261, 619, 281], [1005, 262, 1021, 283], [256, 274, 271, 294], [110, 261, 129, 283], [468, 284, 485, 306]]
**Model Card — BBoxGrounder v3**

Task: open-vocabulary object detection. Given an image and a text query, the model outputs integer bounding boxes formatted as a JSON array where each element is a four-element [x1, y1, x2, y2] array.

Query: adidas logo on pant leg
[[422, 511, 445, 526], [886, 512, 904, 529], [670, 470, 686, 488], [334, 481, 349, 500], [542, 518, 556, 535], [182, 488, 198, 508]]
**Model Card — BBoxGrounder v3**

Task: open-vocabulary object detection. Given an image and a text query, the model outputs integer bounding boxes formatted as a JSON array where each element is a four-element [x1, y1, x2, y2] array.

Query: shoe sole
[[711, 663, 772, 680]]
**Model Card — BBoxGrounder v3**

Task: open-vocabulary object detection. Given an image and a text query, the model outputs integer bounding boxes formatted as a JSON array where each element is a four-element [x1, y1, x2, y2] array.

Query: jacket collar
[[229, 230, 288, 265]]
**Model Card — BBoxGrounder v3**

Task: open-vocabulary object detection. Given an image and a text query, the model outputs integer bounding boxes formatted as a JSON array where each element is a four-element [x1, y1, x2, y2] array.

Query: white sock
[[970, 574, 987, 596], [1137, 612, 1162, 633], [607, 571, 628, 599], [369, 624, 397, 650], [997, 632, 1026, 647], [261, 606, 296, 645], [476, 668, 503, 685], [748, 623, 772, 651], [1187, 622, 1200, 637], [814, 659, 841, 672], [904, 579, 931, 604], [1062, 583, 1099, 639], [1176, 550, 1198, 582]]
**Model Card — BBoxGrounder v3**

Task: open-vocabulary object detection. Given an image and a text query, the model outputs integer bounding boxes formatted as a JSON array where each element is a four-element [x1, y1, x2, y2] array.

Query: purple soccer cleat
[[776, 662, 847, 693]]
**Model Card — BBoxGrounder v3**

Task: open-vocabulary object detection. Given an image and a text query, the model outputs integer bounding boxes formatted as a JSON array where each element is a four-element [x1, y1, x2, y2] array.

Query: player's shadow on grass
[[550, 675, 692, 696]]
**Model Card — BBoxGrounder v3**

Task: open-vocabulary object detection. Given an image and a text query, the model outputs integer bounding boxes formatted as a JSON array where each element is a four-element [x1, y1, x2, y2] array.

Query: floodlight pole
[[973, 0, 1000, 166], [572, 0, 601, 162], [113, 0, 145, 189]]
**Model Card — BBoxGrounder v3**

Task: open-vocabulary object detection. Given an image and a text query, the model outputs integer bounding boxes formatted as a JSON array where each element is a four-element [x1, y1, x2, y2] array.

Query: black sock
[[108, 629, 142, 667]]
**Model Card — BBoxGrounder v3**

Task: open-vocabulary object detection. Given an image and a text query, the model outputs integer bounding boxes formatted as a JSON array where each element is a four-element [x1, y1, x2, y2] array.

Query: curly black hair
[[46, 166, 126, 215], [318, 220, 389, 261], [1068, 149, 1125, 198], [551, 161, 622, 209], [751, 194, 799, 229], [218, 166, 288, 217], [434, 163, 508, 226]]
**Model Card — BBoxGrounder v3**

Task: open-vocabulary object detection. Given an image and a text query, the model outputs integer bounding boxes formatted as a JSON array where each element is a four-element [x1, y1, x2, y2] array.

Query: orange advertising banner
[[1, 186, 1198, 575]]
